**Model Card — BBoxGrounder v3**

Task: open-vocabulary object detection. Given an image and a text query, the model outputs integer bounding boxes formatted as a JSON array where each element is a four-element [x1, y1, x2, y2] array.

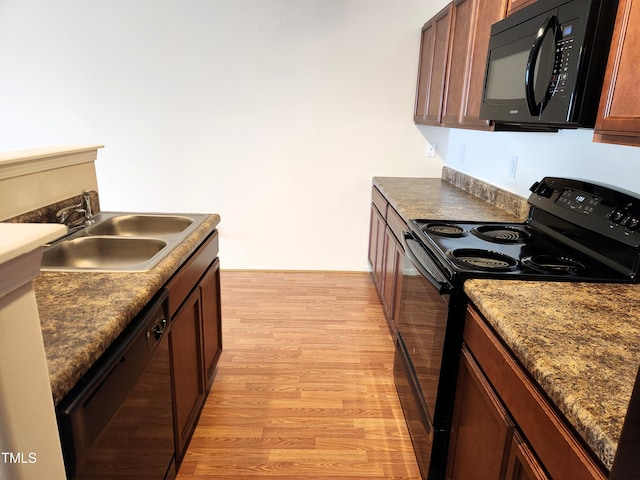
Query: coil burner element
[[471, 225, 532, 244], [446, 249, 519, 271]]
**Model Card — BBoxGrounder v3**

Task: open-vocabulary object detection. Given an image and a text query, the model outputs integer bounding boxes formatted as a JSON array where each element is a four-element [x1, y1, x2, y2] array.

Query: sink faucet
[[82, 190, 94, 223], [56, 191, 95, 228]]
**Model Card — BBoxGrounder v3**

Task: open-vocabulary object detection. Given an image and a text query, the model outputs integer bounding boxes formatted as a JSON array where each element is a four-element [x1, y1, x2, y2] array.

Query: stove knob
[[531, 181, 553, 198], [627, 217, 640, 231], [609, 209, 625, 223]]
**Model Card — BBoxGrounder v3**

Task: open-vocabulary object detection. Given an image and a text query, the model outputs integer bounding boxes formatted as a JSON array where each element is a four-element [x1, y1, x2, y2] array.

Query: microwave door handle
[[525, 15, 558, 116]]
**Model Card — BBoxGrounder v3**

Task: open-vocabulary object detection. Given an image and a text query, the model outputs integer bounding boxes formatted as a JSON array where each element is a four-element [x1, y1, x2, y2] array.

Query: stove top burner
[[521, 255, 585, 275], [471, 225, 531, 244], [423, 223, 466, 238], [446, 249, 518, 271]]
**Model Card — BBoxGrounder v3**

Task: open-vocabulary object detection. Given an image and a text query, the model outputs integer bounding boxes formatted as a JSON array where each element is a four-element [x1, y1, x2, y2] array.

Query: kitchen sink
[[41, 237, 168, 271], [40, 212, 208, 272], [86, 214, 194, 237]]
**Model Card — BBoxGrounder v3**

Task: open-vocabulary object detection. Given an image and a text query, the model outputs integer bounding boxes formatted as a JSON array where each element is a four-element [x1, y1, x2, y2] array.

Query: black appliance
[[394, 177, 640, 479], [479, 0, 618, 130], [609, 366, 640, 479], [57, 290, 175, 480]]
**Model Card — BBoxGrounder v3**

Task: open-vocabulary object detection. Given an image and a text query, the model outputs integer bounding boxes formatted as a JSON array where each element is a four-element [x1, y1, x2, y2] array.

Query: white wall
[[6, 1, 633, 271], [0, 0, 446, 271], [438, 127, 640, 199]]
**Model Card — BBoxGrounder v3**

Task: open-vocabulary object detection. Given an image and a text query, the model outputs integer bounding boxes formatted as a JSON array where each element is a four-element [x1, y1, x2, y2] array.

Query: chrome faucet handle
[[56, 203, 83, 224], [56, 191, 96, 227]]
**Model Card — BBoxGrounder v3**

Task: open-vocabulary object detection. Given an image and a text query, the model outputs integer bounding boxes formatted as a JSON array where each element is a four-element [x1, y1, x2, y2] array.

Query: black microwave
[[479, 0, 618, 130]]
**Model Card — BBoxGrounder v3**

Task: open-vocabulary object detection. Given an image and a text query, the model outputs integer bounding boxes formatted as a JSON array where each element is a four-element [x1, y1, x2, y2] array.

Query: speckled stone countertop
[[35, 214, 220, 405], [465, 280, 640, 471], [372, 176, 527, 223]]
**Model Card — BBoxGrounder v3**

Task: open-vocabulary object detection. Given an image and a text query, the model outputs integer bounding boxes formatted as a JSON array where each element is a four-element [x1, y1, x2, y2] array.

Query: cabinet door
[[382, 226, 402, 335], [505, 431, 550, 480], [368, 203, 386, 290], [461, 0, 508, 128], [594, 0, 640, 146], [442, 0, 475, 127], [201, 258, 222, 390], [507, 0, 537, 15], [446, 346, 514, 480], [170, 288, 206, 465], [442, 0, 507, 129], [464, 306, 607, 480], [415, 4, 453, 125]]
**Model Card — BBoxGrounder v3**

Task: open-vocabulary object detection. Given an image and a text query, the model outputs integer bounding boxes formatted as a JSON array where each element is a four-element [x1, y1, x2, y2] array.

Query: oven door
[[394, 232, 457, 479]]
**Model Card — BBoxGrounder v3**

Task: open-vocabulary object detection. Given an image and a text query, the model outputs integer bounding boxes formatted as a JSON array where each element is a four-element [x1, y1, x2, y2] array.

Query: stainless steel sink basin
[[40, 212, 208, 272], [41, 237, 168, 271], [86, 214, 194, 237]]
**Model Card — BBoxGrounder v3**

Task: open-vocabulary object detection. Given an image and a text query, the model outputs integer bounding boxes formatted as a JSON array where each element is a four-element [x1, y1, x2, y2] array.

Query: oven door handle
[[403, 232, 452, 295]]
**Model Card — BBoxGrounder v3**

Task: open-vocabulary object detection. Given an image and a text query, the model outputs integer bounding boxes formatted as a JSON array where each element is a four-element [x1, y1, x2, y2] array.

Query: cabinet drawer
[[167, 231, 219, 318], [464, 307, 606, 480], [386, 205, 406, 244], [371, 186, 388, 218]]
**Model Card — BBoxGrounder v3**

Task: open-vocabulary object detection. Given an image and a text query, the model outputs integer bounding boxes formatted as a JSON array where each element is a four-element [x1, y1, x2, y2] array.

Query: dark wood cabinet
[[201, 258, 222, 390], [442, 0, 473, 127], [419, 0, 508, 130], [414, 4, 453, 125], [506, 0, 537, 15], [166, 231, 222, 467], [446, 346, 514, 479], [368, 187, 406, 335], [368, 202, 386, 290], [170, 287, 206, 463], [382, 225, 402, 334], [459, 305, 606, 480], [459, 0, 509, 128], [594, 0, 640, 147], [442, 0, 503, 129], [505, 431, 550, 480]]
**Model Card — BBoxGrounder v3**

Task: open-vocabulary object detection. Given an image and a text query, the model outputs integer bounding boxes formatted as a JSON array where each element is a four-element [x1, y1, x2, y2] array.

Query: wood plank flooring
[[176, 270, 420, 479]]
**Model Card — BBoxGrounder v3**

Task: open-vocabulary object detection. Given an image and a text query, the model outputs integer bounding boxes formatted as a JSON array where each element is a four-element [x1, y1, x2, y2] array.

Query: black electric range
[[408, 176, 640, 285], [394, 177, 640, 480]]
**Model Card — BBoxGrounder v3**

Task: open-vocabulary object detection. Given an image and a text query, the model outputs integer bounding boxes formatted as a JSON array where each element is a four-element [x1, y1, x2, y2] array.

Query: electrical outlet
[[509, 156, 518, 178], [460, 144, 466, 163], [426, 142, 437, 157]]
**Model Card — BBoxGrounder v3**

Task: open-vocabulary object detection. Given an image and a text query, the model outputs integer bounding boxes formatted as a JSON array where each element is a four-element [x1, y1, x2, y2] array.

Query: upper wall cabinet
[[594, 0, 640, 147], [415, 1, 511, 130], [442, 0, 509, 129], [414, 4, 453, 125]]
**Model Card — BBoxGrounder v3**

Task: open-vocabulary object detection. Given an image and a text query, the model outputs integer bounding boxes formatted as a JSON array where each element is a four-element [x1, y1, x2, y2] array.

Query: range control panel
[[529, 177, 640, 246], [555, 188, 601, 215]]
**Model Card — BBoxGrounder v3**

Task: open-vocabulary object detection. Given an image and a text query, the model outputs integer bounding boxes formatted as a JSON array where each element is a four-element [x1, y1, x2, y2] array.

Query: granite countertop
[[35, 214, 221, 405], [372, 176, 527, 222], [465, 280, 640, 471]]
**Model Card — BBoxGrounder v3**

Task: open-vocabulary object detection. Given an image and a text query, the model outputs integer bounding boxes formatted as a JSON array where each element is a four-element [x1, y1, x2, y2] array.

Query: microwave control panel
[[549, 27, 574, 97]]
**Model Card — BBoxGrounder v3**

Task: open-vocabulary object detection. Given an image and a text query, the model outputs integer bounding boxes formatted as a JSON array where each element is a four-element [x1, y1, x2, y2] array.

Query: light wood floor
[[176, 270, 421, 479]]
